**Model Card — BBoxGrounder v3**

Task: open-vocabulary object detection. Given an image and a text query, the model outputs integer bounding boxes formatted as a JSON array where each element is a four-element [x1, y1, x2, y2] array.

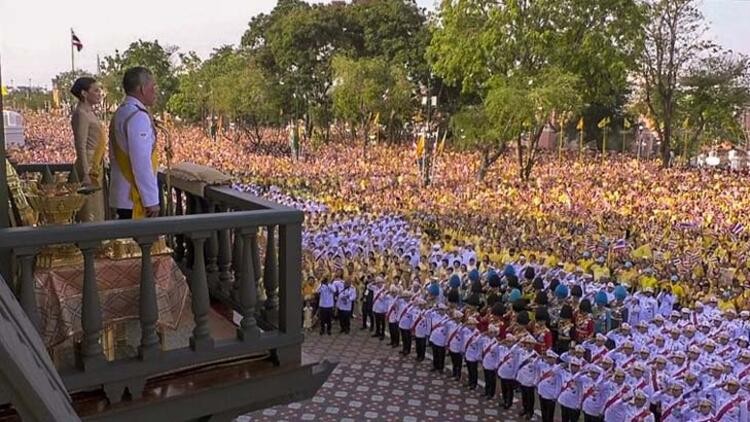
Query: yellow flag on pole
[[576, 117, 584, 131], [416, 134, 425, 158], [597, 117, 610, 129], [1, 86, 7, 96], [437, 130, 447, 155], [623, 118, 631, 129]]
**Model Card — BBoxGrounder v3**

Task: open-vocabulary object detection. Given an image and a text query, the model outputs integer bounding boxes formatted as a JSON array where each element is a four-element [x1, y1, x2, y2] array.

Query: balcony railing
[[0, 163, 328, 419]]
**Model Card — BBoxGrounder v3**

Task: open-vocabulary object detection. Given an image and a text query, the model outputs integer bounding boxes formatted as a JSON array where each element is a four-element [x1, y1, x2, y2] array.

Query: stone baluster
[[231, 230, 244, 301], [77, 242, 106, 370], [238, 227, 260, 341], [217, 206, 234, 296], [263, 225, 279, 310], [16, 248, 41, 332], [206, 201, 220, 284], [278, 223, 302, 336], [137, 237, 160, 360], [188, 233, 214, 351]]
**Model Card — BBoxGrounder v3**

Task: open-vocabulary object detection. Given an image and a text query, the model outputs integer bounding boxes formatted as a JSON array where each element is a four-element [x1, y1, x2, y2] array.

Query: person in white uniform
[[109, 66, 160, 219]]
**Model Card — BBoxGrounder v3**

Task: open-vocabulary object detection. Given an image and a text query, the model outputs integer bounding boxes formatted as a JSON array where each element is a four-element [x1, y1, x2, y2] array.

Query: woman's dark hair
[[70, 77, 97, 101], [535, 306, 550, 323], [516, 310, 530, 326], [579, 299, 593, 314], [491, 302, 506, 317], [534, 291, 549, 306], [560, 304, 574, 320]]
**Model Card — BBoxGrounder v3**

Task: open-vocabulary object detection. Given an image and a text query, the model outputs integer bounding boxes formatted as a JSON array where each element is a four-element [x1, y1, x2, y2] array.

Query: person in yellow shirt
[[590, 256, 611, 281], [616, 262, 638, 286], [543, 247, 559, 268], [577, 251, 594, 273], [638, 268, 658, 292]]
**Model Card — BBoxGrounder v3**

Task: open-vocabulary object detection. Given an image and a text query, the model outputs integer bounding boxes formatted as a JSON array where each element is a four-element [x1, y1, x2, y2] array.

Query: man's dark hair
[[122, 66, 153, 95]]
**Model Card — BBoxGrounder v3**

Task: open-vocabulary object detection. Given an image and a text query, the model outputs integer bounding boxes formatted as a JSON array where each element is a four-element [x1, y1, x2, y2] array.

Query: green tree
[[208, 54, 282, 144], [636, 0, 714, 167], [100, 40, 181, 113], [429, 0, 615, 180], [677, 53, 750, 157], [331, 55, 413, 146], [485, 68, 582, 182], [239, 0, 428, 141]]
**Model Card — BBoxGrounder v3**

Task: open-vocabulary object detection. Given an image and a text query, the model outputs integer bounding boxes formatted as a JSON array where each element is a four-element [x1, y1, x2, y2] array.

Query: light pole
[[637, 123, 644, 161]]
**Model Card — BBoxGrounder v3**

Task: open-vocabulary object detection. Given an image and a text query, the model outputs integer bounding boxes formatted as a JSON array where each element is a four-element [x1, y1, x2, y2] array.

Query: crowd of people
[[10, 110, 750, 421]]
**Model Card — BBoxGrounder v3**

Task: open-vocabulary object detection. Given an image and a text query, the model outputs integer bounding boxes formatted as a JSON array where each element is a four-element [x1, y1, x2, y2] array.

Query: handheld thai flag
[[611, 238, 629, 251], [676, 221, 698, 230], [71, 30, 83, 51], [730, 223, 745, 236]]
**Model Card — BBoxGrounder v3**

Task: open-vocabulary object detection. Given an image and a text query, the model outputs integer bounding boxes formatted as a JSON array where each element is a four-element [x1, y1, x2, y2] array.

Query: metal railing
[[0, 164, 304, 405]]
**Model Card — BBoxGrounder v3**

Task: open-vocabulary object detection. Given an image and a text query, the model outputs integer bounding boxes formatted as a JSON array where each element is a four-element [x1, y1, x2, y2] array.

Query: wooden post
[[137, 237, 160, 360]]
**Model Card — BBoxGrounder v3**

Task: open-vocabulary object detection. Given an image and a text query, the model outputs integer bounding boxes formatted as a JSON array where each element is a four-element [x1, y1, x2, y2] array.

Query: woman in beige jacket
[[70, 77, 106, 222]]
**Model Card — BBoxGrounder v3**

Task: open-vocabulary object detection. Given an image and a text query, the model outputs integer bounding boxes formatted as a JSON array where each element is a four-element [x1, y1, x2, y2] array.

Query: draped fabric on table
[[34, 255, 188, 347]]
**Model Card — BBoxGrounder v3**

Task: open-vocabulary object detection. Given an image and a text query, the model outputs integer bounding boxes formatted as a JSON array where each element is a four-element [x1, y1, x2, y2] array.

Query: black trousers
[[483, 369, 497, 397], [500, 378, 515, 408], [374, 312, 386, 338], [583, 413, 603, 422], [415, 337, 427, 360], [520, 385, 535, 416], [561, 405, 581, 422], [650, 403, 661, 422], [338, 309, 351, 333], [388, 322, 400, 346], [116, 209, 133, 220], [401, 329, 412, 354], [466, 360, 478, 387], [432, 343, 446, 370], [449, 351, 463, 378], [319, 307, 332, 334], [361, 302, 373, 329], [539, 396, 556, 422]]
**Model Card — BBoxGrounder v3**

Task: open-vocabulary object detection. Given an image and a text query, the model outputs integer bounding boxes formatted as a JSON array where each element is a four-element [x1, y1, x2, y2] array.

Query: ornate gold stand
[[25, 180, 87, 269]]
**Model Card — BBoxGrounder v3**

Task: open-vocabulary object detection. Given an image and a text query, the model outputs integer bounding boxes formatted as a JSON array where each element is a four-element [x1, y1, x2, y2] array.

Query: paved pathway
[[239, 325, 528, 422]]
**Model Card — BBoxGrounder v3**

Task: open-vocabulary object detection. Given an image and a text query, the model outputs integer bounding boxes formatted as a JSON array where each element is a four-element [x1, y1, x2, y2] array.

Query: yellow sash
[[112, 109, 159, 219]]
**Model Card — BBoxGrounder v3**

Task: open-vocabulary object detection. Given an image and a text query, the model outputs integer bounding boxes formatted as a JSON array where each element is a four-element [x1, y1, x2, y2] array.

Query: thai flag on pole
[[71, 30, 83, 51], [730, 223, 745, 236]]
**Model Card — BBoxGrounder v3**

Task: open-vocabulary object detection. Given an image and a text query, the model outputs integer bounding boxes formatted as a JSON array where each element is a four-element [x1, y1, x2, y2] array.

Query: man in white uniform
[[109, 66, 160, 219]]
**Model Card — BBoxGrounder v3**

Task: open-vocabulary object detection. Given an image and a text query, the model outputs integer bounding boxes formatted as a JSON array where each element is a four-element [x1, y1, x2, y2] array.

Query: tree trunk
[[476, 145, 504, 182], [661, 120, 672, 168]]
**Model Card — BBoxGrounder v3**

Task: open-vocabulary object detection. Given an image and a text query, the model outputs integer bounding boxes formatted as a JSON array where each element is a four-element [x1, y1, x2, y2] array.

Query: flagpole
[[578, 126, 583, 162], [602, 127, 607, 162], [70, 28, 75, 72]]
